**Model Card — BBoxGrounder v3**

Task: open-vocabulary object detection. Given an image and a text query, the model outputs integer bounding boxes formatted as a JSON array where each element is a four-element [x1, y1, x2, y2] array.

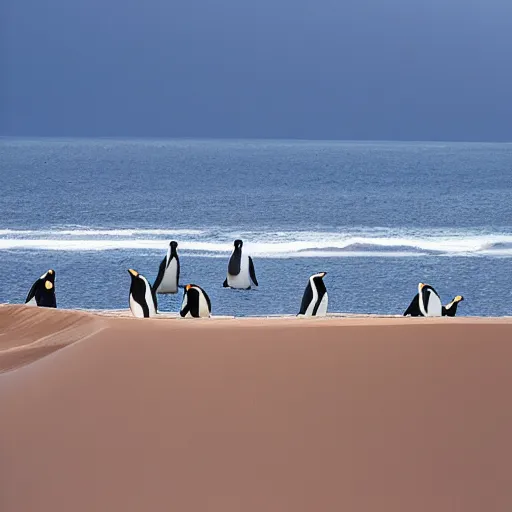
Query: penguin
[[153, 240, 180, 294], [298, 272, 328, 317], [25, 269, 57, 308], [442, 295, 464, 317], [223, 239, 258, 289], [128, 268, 157, 318], [403, 282, 442, 317], [180, 284, 211, 318]]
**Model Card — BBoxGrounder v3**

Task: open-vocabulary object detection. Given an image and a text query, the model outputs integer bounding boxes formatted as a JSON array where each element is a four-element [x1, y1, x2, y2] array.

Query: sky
[[2, 0, 512, 141]]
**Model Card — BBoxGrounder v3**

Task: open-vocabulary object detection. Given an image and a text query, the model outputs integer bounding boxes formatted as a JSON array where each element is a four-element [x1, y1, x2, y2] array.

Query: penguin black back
[[25, 269, 57, 308], [299, 281, 314, 315], [228, 239, 243, 276]]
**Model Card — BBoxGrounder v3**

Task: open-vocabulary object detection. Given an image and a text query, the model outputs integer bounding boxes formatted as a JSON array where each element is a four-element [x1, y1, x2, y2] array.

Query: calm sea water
[[1, 138, 511, 316]]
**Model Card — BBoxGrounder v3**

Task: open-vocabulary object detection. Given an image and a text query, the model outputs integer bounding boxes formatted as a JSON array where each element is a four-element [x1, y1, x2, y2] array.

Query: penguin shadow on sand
[[403, 282, 465, 317]]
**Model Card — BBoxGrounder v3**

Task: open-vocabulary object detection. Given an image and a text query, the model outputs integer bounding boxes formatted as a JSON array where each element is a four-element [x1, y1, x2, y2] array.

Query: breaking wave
[[0, 227, 511, 257]]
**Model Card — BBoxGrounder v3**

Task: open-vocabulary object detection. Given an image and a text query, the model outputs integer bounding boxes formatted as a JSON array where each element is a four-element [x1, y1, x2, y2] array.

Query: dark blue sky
[[3, 0, 512, 140]]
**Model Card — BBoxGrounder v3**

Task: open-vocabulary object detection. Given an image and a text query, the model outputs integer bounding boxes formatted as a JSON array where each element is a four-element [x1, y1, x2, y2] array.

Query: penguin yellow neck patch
[[45, 281, 53, 290]]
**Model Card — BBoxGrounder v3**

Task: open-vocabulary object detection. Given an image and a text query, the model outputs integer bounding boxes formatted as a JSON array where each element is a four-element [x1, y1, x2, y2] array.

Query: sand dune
[[1, 305, 512, 511], [0, 305, 105, 372]]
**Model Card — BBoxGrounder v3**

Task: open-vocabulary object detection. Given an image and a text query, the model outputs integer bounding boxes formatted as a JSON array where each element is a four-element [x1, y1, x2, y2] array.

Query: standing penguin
[[298, 272, 328, 317], [403, 282, 442, 317], [128, 268, 157, 318], [442, 295, 464, 317], [153, 240, 180, 294], [223, 239, 258, 289], [180, 284, 211, 318], [25, 269, 57, 308]]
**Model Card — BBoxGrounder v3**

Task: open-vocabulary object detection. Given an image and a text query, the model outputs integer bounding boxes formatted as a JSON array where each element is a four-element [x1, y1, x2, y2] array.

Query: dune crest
[[0, 305, 105, 372]]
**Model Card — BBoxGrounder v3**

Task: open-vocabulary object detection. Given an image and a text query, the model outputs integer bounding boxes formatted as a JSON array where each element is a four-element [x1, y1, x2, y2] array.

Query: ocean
[[1, 137, 511, 316]]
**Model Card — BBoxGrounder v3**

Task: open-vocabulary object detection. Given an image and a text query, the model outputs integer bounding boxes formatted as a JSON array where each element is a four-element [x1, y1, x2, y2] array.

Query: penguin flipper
[[441, 306, 447, 316], [403, 293, 421, 316], [299, 282, 313, 315], [249, 257, 258, 286], [223, 278, 229, 288], [25, 280, 38, 304], [180, 303, 190, 318]]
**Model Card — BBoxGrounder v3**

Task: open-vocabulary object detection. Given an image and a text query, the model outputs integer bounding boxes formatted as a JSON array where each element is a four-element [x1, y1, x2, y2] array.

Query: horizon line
[[1, 134, 511, 145]]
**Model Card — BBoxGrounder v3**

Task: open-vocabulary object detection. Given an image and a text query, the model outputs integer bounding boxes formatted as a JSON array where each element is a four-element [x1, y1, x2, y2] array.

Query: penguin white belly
[[315, 293, 328, 316], [26, 297, 37, 306], [426, 292, 442, 317], [129, 294, 145, 318], [228, 255, 251, 289], [158, 259, 178, 293]]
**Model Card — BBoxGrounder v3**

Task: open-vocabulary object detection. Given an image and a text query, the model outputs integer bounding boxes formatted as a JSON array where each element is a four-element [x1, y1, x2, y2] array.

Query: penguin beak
[[419, 283, 425, 290], [456, 295, 464, 302], [48, 269, 54, 275], [128, 269, 139, 277], [320, 272, 327, 277]]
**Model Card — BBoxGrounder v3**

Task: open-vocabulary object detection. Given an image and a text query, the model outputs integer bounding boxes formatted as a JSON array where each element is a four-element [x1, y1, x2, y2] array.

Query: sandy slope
[[1, 304, 512, 511]]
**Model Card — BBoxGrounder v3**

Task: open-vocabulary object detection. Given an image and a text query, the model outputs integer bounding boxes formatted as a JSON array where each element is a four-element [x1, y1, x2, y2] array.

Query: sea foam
[[1, 227, 511, 257]]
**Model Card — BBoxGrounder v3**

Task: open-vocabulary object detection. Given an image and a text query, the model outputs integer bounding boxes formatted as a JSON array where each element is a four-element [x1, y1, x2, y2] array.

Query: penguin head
[[170, 241, 178, 250], [310, 272, 327, 283], [43, 269, 56, 290], [418, 282, 441, 301], [234, 239, 243, 249], [128, 268, 140, 281], [128, 269, 150, 294], [454, 295, 464, 302]]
